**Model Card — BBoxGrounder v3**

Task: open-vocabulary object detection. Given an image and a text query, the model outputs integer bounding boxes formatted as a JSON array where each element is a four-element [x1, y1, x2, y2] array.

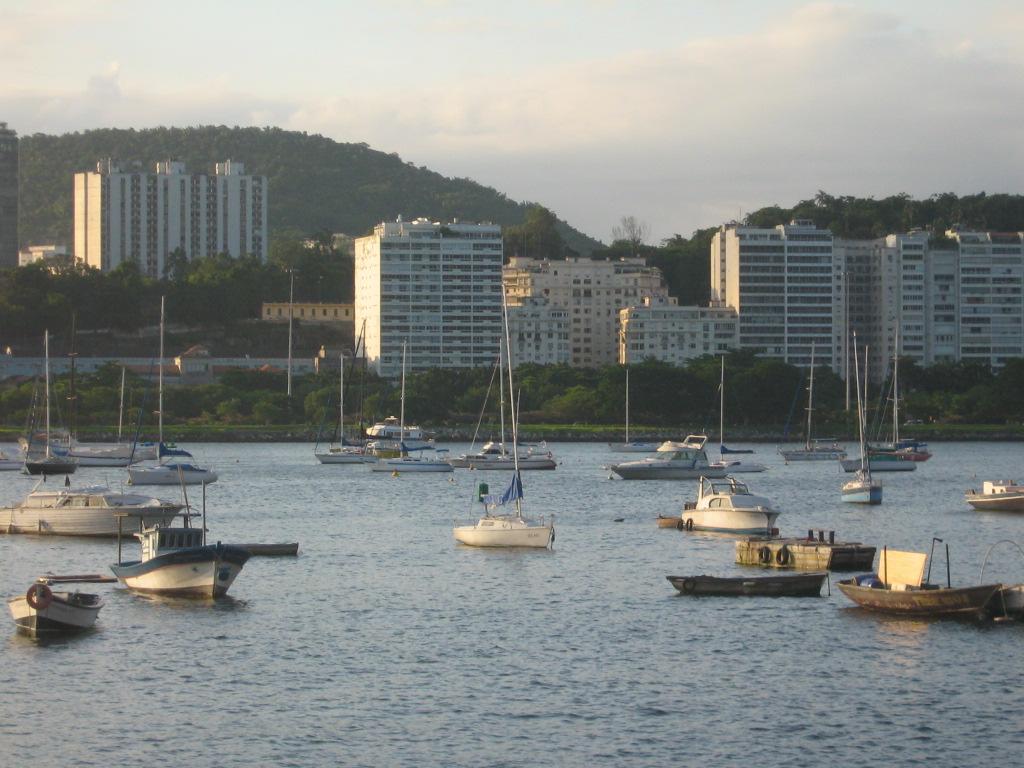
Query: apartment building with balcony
[[354, 218, 503, 377], [506, 296, 570, 366], [503, 256, 669, 368], [73, 158, 268, 276], [618, 296, 738, 365]]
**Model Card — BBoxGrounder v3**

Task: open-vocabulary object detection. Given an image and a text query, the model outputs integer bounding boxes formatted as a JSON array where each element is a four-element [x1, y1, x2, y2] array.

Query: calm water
[[1, 441, 1023, 767]]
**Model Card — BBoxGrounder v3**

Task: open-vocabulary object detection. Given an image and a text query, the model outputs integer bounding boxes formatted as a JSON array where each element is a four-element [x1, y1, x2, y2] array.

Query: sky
[[3, 0, 1024, 243]]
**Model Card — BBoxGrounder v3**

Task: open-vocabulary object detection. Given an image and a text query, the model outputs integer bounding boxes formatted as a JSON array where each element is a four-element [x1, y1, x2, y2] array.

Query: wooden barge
[[736, 530, 875, 571]]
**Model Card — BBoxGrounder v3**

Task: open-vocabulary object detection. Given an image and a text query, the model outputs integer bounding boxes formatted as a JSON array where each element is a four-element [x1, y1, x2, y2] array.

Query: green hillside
[[17, 126, 602, 255]]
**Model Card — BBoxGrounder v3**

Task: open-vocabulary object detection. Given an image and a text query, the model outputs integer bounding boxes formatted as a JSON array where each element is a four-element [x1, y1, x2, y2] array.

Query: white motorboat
[[128, 462, 219, 486], [8, 581, 104, 636], [710, 458, 768, 474], [679, 476, 780, 535], [365, 417, 432, 456], [966, 481, 1024, 512], [609, 368, 658, 452], [127, 298, 216, 485], [111, 523, 250, 598], [657, 434, 710, 452], [1, 483, 183, 537], [778, 342, 847, 463], [369, 342, 452, 474], [841, 334, 882, 504], [315, 349, 374, 465], [613, 436, 726, 480], [453, 290, 554, 549], [449, 441, 557, 470]]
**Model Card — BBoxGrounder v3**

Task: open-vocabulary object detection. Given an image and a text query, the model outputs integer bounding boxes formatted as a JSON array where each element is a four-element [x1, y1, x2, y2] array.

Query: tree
[[612, 215, 650, 257]]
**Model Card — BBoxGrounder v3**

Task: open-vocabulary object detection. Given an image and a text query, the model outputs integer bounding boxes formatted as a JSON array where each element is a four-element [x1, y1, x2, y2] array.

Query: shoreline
[[4, 424, 1023, 443]]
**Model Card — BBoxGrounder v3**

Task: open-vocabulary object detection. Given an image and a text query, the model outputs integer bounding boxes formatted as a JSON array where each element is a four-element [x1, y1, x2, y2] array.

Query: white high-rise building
[[712, 220, 838, 369], [354, 218, 503, 377], [73, 159, 268, 276], [618, 297, 738, 365], [503, 256, 669, 368]]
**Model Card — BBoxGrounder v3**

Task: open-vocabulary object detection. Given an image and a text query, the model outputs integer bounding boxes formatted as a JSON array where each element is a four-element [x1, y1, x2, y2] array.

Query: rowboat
[[666, 572, 827, 597]]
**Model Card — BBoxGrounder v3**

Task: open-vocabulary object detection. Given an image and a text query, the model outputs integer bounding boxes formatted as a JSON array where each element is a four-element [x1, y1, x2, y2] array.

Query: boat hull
[[779, 449, 846, 462], [840, 457, 915, 472], [612, 464, 727, 480], [965, 493, 1024, 512], [315, 451, 373, 464], [23, 458, 78, 475], [8, 593, 103, 635], [682, 508, 779, 535], [841, 484, 883, 504], [128, 465, 218, 485], [710, 461, 767, 473], [448, 455, 556, 470], [1, 505, 182, 537], [111, 545, 250, 598], [666, 573, 827, 597], [453, 517, 553, 548], [836, 581, 1000, 616], [370, 457, 453, 473]]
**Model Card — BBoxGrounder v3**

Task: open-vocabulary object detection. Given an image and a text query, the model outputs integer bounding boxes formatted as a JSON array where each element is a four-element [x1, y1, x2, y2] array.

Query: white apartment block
[[618, 296, 738, 365], [949, 230, 1024, 368], [506, 296, 570, 366], [503, 256, 669, 368], [73, 159, 268, 276], [354, 218, 503, 377], [712, 220, 837, 370]]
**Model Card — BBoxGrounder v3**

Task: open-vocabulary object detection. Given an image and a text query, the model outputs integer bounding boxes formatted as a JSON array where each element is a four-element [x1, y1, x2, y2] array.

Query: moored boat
[[965, 481, 1024, 512], [614, 436, 726, 480], [679, 475, 779, 535], [8, 581, 105, 636], [1, 483, 183, 537], [448, 441, 556, 470], [111, 523, 250, 598], [666, 572, 827, 597]]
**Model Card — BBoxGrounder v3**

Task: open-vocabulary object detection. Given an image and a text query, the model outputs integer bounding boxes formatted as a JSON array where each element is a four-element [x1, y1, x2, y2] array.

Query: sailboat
[[127, 298, 218, 486], [841, 334, 882, 504], [315, 352, 373, 464], [370, 341, 453, 473], [608, 368, 658, 452], [872, 328, 932, 462], [453, 290, 554, 548], [69, 366, 139, 467], [778, 341, 847, 462], [23, 330, 78, 476], [711, 356, 766, 473]]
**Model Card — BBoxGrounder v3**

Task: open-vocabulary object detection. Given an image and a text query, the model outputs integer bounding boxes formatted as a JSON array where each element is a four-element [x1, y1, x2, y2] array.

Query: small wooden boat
[[965, 481, 1024, 512], [7, 577, 112, 636], [656, 515, 682, 529], [666, 572, 827, 597], [836, 546, 1000, 618]]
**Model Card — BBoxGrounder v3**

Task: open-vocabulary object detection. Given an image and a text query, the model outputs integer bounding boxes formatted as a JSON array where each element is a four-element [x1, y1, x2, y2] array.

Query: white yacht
[[1, 484, 183, 537], [965, 481, 1024, 512], [614, 436, 726, 480], [449, 441, 556, 470], [365, 416, 432, 457], [679, 476, 780, 534]]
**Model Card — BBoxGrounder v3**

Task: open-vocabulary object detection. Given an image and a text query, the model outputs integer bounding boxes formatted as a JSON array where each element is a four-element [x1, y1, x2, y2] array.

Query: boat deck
[[736, 533, 876, 571]]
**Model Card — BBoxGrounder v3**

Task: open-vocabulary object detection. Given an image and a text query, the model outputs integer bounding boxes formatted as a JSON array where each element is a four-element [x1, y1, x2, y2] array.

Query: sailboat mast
[[805, 341, 815, 451], [625, 367, 630, 444], [853, 333, 866, 473], [501, 288, 523, 516], [719, 356, 725, 450], [117, 366, 126, 442], [893, 327, 900, 445], [339, 351, 345, 442], [44, 329, 51, 458], [399, 340, 407, 450], [158, 296, 165, 449], [499, 350, 506, 455]]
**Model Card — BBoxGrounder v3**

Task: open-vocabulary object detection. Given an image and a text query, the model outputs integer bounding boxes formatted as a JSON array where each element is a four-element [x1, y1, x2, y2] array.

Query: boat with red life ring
[[7, 579, 105, 636]]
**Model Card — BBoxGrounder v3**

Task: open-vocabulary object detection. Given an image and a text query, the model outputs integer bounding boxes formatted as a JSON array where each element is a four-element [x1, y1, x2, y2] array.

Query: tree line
[[3, 351, 1023, 433]]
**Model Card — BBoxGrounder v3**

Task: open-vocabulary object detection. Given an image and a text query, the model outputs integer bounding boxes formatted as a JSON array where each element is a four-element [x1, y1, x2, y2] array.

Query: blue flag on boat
[[483, 473, 523, 507], [159, 443, 193, 458]]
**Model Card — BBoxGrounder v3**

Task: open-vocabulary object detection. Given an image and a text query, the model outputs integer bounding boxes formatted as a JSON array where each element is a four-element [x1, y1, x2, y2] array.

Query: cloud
[[3, 2, 1024, 242]]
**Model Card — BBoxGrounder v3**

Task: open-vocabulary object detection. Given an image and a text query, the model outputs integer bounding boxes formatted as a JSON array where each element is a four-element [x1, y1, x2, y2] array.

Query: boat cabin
[[662, 448, 706, 465], [701, 477, 750, 498], [981, 480, 1024, 496], [137, 526, 205, 562]]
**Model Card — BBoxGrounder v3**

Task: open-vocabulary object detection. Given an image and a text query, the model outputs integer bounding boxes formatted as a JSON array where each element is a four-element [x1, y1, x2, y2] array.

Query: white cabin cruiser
[[449, 441, 556, 470], [1, 484, 183, 537], [365, 416, 432, 456], [613, 436, 726, 480], [966, 481, 1024, 512], [679, 476, 780, 535]]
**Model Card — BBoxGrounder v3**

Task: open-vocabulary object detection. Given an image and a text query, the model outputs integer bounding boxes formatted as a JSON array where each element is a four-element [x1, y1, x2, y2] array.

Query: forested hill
[[17, 126, 602, 254]]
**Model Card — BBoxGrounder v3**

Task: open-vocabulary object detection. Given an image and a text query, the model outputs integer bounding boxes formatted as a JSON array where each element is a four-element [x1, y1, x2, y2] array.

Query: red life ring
[[26, 583, 52, 610]]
